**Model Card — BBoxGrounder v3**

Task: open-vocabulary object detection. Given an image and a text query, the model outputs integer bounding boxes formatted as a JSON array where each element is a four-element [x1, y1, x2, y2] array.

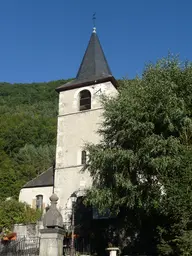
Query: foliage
[[1, 55, 192, 254], [85, 55, 192, 255], [0, 199, 42, 231], [0, 80, 69, 200]]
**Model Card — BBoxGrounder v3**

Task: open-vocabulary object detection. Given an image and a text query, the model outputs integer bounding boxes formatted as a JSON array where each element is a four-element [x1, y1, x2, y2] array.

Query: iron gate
[[63, 237, 91, 256], [0, 237, 40, 256]]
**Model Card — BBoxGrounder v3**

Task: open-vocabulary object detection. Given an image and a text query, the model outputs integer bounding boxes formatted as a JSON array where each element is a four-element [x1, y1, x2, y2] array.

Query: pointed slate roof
[[56, 27, 117, 92], [76, 27, 112, 81], [22, 167, 54, 188]]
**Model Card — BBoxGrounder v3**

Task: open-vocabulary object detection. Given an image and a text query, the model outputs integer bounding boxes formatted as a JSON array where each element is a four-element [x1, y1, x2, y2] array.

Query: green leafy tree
[[85, 55, 192, 255], [0, 199, 41, 231], [14, 144, 55, 179], [0, 150, 22, 200]]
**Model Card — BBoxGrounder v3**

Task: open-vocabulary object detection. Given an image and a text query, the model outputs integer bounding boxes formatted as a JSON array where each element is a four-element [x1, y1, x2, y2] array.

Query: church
[[19, 26, 118, 226]]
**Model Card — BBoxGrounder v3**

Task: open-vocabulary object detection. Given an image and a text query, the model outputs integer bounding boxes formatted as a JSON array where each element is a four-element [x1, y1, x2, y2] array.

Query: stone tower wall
[[54, 81, 118, 222]]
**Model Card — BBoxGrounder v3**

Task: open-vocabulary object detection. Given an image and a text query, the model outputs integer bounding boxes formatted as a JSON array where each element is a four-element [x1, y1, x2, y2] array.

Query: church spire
[[56, 26, 116, 92], [76, 27, 112, 81]]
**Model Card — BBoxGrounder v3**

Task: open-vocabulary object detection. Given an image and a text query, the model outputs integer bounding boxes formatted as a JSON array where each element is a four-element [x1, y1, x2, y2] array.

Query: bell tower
[[54, 27, 118, 222]]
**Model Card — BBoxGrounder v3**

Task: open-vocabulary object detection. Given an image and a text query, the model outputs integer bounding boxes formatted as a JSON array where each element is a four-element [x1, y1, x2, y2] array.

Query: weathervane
[[92, 13, 96, 32]]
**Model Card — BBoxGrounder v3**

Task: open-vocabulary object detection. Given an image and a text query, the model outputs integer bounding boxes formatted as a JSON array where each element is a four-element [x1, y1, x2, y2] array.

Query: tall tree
[[86, 55, 192, 255]]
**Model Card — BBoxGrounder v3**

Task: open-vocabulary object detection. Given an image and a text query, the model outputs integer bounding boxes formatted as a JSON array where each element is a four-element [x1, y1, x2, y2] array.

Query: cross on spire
[[92, 13, 96, 33]]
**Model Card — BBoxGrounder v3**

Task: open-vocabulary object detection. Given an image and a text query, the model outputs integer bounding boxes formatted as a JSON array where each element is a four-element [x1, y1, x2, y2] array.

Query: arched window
[[79, 90, 91, 111], [36, 195, 43, 210], [81, 150, 87, 165]]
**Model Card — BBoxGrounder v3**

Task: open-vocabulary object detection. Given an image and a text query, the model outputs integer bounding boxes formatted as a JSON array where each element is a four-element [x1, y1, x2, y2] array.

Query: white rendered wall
[[54, 81, 118, 222], [19, 186, 53, 209]]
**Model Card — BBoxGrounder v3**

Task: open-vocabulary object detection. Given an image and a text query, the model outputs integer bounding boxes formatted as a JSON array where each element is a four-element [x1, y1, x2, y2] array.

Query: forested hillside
[[0, 80, 69, 200]]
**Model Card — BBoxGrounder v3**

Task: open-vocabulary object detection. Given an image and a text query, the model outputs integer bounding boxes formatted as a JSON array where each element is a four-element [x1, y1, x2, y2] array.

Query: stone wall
[[55, 81, 118, 222], [13, 221, 43, 238]]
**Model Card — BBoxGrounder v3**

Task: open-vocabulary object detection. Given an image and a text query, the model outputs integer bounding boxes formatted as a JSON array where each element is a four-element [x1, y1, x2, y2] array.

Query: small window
[[81, 150, 87, 165], [79, 90, 91, 111], [36, 195, 43, 210]]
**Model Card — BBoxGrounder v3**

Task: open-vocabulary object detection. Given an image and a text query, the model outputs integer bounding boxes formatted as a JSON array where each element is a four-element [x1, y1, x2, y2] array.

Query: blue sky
[[0, 0, 192, 83]]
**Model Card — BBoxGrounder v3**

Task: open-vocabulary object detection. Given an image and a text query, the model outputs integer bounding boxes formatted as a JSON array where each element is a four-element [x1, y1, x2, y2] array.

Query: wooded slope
[[0, 80, 68, 200]]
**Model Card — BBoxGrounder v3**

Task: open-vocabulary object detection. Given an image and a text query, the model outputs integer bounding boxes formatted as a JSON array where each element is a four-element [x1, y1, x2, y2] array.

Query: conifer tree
[[86, 55, 192, 255]]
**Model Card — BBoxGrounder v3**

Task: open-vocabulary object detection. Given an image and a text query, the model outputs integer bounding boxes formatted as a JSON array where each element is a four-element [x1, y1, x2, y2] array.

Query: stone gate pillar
[[39, 193, 65, 256]]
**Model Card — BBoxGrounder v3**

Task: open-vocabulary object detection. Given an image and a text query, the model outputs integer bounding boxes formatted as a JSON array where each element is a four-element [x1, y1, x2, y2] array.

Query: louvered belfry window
[[79, 90, 91, 111]]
